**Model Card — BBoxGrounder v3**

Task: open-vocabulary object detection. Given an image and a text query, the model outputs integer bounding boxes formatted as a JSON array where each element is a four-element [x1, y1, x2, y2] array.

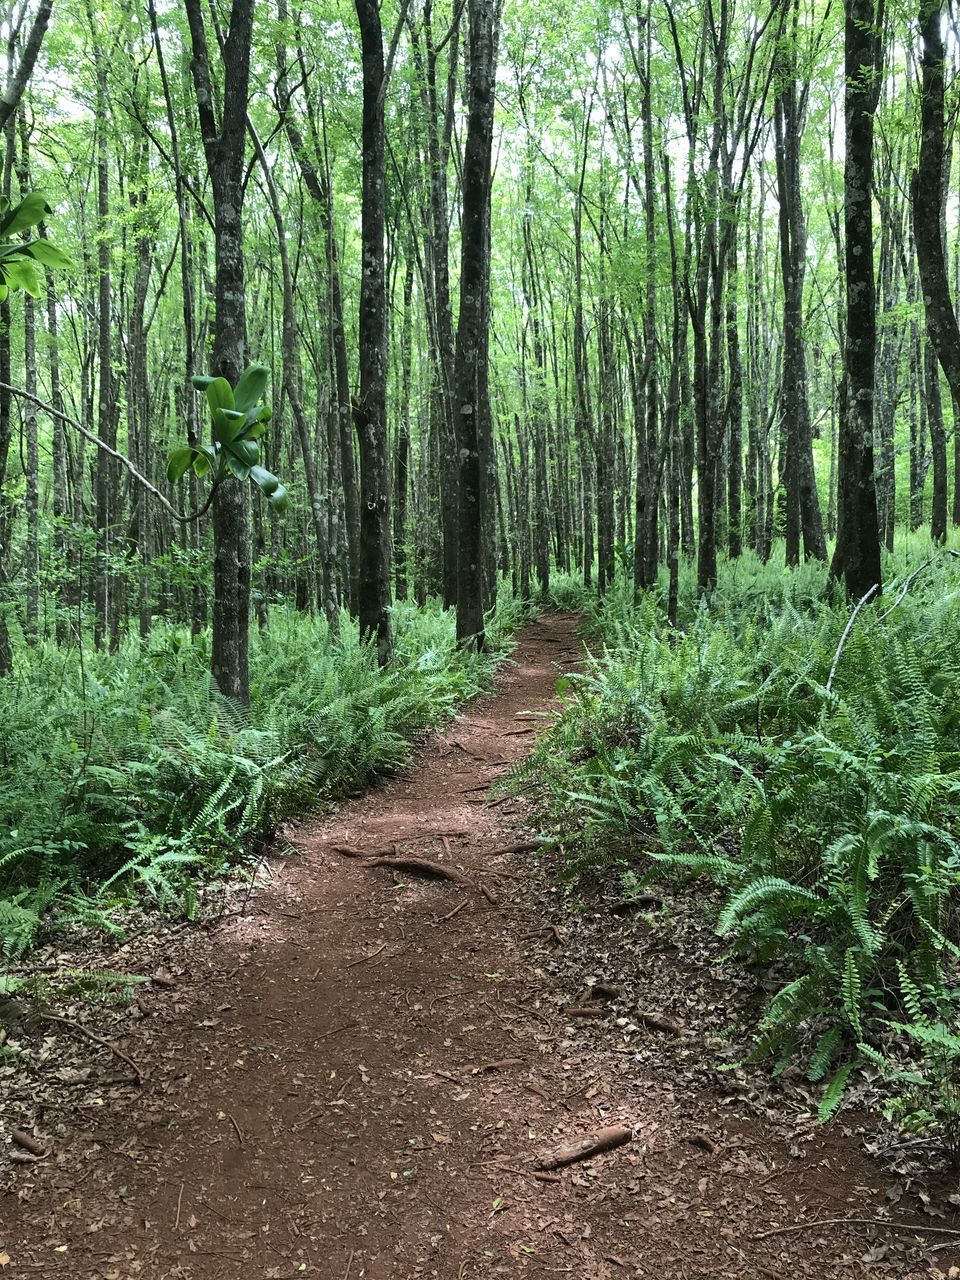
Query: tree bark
[[354, 0, 393, 664], [184, 0, 256, 701], [453, 0, 499, 647], [912, 0, 960, 538], [830, 0, 883, 600]]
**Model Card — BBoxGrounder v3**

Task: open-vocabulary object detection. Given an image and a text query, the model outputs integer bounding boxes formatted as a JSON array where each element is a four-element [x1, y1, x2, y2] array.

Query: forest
[[3, 0, 960, 1262]]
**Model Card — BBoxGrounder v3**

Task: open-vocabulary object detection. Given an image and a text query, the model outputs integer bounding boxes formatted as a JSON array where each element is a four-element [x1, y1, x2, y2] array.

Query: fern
[[717, 878, 821, 937], [819, 1061, 858, 1122]]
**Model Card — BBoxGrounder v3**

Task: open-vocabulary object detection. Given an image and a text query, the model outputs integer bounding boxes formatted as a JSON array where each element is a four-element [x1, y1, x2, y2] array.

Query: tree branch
[[0, 381, 220, 524]]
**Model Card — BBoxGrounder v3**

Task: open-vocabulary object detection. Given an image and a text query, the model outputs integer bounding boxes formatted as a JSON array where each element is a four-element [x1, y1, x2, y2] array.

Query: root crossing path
[[3, 615, 954, 1279]]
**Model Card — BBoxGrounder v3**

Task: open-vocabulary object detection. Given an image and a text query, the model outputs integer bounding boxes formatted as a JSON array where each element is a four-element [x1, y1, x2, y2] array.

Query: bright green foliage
[[510, 544, 960, 1137], [0, 191, 71, 300], [168, 364, 288, 512], [0, 591, 528, 962]]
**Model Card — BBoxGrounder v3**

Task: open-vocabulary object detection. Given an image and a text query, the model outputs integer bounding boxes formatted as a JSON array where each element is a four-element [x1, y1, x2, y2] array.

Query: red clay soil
[[2, 614, 960, 1279]]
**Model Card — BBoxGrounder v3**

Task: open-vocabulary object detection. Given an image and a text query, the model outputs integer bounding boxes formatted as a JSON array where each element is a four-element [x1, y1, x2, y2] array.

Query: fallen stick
[[227, 1112, 244, 1146], [752, 1217, 960, 1241], [11, 1128, 46, 1157], [434, 898, 468, 924], [346, 941, 389, 969], [635, 1010, 687, 1036], [495, 1162, 563, 1183], [535, 1124, 633, 1170], [39, 1012, 143, 1083], [565, 1006, 608, 1019]]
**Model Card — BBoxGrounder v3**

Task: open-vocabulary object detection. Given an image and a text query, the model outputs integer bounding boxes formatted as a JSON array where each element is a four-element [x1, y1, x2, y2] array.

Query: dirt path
[[3, 615, 958, 1279]]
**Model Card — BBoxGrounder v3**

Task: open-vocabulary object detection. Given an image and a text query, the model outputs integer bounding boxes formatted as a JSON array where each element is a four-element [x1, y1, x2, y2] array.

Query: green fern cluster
[[0, 589, 522, 959], [511, 541, 960, 1138]]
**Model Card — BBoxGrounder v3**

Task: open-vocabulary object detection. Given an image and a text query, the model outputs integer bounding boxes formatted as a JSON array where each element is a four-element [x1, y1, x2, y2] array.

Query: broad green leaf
[[212, 407, 247, 444], [3, 259, 41, 297], [230, 438, 259, 467], [0, 192, 51, 236], [204, 377, 235, 415], [233, 363, 269, 414], [24, 240, 72, 268], [166, 447, 195, 484], [267, 483, 289, 513], [250, 464, 280, 496], [224, 453, 251, 481]]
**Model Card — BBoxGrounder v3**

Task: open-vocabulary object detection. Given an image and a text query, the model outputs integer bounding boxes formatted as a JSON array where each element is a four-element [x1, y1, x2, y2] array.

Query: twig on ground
[[39, 1012, 143, 1083], [313, 1022, 357, 1043], [434, 898, 468, 924], [752, 1217, 960, 1241], [175, 1182, 184, 1230], [495, 1162, 563, 1183], [227, 1113, 244, 1146], [346, 942, 388, 969]]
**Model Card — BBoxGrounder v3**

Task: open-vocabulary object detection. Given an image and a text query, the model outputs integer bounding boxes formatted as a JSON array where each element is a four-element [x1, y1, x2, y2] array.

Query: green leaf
[[204, 377, 235, 415], [192, 445, 216, 477], [267, 483, 289, 513], [212, 407, 248, 445], [230, 438, 259, 467], [191, 375, 215, 391], [3, 259, 41, 297], [0, 192, 51, 236], [166, 447, 195, 484], [233, 363, 269, 414], [250, 464, 280, 496], [24, 239, 72, 269], [224, 453, 251, 481]]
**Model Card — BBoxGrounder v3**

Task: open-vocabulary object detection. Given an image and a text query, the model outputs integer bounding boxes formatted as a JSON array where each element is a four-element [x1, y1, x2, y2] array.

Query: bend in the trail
[[2, 614, 957, 1279]]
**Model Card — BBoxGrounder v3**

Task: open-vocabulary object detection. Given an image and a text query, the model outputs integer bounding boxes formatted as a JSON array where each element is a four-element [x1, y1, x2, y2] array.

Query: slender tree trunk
[[184, 0, 256, 701], [453, 0, 499, 647], [912, 0, 960, 535], [394, 255, 413, 600], [830, 0, 883, 599], [354, 0, 393, 663]]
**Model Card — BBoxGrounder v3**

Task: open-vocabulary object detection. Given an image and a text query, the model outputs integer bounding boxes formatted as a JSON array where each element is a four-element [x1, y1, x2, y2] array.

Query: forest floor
[[3, 614, 960, 1279]]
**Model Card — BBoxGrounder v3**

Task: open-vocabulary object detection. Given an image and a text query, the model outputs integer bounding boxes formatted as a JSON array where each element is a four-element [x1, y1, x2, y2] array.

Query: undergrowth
[[509, 539, 960, 1145], [0, 588, 531, 965]]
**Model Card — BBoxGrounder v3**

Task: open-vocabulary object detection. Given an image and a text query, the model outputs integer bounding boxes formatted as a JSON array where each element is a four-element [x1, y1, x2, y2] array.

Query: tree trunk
[[354, 0, 393, 664], [912, 0, 960, 536], [184, 0, 256, 701], [453, 0, 499, 647], [830, 0, 883, 600]]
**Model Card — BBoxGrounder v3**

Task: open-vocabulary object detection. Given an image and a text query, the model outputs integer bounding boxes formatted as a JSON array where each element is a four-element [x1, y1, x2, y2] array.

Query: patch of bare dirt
[[2, 613, 959, 1279]]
